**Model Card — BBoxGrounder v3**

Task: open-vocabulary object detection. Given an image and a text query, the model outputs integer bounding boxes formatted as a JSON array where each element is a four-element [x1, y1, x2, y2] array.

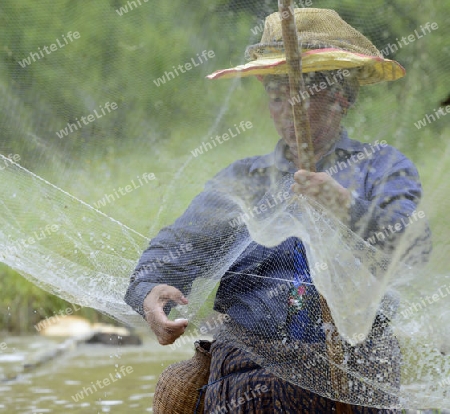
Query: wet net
[[1, 0, 450, 410]]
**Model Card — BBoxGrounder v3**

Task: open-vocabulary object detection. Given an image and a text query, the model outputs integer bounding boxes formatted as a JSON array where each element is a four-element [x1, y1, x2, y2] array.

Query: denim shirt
[[125, 130, 431, 336]]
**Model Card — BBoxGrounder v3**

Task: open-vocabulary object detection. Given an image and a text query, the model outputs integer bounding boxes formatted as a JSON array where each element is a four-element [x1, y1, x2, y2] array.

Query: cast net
[[1, 0, 450, 410]]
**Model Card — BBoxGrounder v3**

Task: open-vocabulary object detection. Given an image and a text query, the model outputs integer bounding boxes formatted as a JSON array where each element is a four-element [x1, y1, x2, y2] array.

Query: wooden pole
[[277, 2, 351, 411], [278, 1, 315, 172]]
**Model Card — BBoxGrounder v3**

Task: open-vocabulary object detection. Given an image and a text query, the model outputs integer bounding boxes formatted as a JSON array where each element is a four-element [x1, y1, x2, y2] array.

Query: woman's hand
[[292, 169, 351, 220], [143, 284, 189, 345]]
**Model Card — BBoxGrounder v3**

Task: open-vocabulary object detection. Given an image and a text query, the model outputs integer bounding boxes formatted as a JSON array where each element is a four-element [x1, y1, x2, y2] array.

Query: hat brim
[[206, 48, 405, 85]]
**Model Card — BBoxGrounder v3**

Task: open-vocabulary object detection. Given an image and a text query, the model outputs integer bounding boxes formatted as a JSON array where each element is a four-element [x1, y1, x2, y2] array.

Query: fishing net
[[1, 0, 450, 410]]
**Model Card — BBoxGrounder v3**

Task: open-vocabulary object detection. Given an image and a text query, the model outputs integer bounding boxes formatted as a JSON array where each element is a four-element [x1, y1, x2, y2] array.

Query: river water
[[0, 335, 447, 413], [0, 334, 193, 413]]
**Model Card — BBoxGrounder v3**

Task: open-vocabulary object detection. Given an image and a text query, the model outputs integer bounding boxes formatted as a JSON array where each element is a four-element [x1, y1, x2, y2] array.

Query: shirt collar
[[249, 129, 366, 174]]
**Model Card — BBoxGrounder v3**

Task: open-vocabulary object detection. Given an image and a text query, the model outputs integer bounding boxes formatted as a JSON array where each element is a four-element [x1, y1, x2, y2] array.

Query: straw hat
[[207, 8, 405, 85]]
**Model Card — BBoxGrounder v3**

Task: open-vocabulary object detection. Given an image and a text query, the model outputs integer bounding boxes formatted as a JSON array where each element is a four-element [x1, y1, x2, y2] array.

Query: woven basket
[[153, 340, 213, 414]]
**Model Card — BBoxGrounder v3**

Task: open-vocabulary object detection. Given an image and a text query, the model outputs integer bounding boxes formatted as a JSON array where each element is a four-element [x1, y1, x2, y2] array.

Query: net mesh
[[1, 0, 450, 410]]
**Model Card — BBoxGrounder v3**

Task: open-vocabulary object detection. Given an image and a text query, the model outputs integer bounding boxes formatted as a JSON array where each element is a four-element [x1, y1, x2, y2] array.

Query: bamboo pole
[[277, 2, 351, 411], [278, 1, 315, 172]]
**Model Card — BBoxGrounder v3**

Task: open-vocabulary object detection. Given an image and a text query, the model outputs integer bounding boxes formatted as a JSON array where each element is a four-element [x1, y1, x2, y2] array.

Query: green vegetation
[[0, 263, 113, 332]]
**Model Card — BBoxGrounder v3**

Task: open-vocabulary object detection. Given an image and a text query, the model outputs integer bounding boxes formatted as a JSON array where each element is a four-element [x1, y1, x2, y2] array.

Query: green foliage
[[0, 263, 112, 332]]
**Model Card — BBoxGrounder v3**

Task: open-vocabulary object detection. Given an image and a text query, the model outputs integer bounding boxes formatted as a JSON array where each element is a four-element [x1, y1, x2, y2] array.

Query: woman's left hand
[[291, 169, 352, 220]]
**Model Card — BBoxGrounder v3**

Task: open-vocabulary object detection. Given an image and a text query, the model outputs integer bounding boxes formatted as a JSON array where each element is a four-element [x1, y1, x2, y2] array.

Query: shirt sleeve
[[124, 159, 254, 318], [348, 146, 432, 260]]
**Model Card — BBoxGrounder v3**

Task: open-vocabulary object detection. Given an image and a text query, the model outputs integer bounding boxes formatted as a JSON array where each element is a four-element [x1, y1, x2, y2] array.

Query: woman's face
[[265, 74, 347, 163]]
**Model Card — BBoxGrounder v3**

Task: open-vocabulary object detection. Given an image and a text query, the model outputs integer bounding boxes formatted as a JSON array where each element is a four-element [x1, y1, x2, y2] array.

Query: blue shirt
[[125, 130, 431, 337], [289, 240, 326, 342]]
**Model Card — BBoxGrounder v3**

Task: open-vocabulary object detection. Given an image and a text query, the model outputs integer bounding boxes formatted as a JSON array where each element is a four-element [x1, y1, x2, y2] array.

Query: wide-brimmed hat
[[207, 8, 405, 85]]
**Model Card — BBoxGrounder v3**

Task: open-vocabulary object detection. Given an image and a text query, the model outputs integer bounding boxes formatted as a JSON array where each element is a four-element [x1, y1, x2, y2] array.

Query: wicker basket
[[153, 340, 213, 414]]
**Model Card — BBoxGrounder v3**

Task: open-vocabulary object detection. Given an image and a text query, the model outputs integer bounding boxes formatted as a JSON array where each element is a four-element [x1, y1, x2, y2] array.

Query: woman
[[125, 8, 431, 413]]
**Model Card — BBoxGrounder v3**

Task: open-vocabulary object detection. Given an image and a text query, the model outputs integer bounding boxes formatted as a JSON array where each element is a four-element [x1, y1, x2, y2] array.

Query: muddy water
[[1, 336, 446, 413], [0, 335, 194, 413]]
